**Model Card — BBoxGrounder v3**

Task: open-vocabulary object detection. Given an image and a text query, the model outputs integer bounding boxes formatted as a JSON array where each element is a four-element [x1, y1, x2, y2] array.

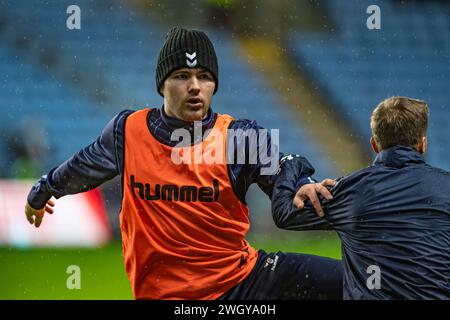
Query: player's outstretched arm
[[227, 119, 316, 201], [25, 110, 133, 227], [25, 199, 55, 228], [272, 157, 358, 231], [271, 156, 336, 230]]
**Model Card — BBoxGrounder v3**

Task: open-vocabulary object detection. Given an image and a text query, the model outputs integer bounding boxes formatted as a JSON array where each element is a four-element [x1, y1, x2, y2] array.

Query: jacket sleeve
[[27, 110, 133, 209], [272, 156, 357, 231], [227, 119, 316, 203]]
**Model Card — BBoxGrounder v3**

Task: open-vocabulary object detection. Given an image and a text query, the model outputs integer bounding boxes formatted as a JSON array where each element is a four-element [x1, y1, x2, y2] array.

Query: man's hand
[[293, 179, 336, 218], [25, 199, 55, 228]]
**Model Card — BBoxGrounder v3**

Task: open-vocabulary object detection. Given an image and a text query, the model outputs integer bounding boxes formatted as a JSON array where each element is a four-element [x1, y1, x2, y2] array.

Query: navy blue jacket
[[28, 107, 315, 210], [273, 145, 450, 299]]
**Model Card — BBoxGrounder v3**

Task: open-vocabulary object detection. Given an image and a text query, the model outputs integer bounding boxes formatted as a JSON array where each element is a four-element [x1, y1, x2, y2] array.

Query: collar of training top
[[373, 145, 425, 168]]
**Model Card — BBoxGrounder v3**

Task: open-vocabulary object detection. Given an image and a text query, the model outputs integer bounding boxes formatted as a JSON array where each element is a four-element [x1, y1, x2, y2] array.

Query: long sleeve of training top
[[28, 108, 315, 209], [271, 153, 353, 230], [27, 110, 131, 209]]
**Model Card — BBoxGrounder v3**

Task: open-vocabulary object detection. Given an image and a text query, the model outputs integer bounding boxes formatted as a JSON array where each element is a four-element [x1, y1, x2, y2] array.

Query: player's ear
[[418, 136, 427, 154], [370, 137, 380, 154]]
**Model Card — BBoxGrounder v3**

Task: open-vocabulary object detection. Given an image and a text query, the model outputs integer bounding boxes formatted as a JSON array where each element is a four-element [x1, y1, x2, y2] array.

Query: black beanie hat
[[156, 27, 219, 96]]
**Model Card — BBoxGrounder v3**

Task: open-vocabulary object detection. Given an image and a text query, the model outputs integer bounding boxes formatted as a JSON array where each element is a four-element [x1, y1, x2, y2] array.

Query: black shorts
[[219, 250, 343, 300]]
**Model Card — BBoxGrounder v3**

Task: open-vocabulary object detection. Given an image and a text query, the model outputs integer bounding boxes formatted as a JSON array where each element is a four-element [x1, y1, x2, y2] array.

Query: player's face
[[161, 68, 216, 122]]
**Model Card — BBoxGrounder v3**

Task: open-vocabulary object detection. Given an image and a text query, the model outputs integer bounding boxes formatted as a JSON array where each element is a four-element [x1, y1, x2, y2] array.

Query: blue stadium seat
[[289, 0, 450, 171]]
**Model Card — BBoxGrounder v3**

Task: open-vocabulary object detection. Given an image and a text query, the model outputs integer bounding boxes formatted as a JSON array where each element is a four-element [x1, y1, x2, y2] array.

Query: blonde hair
[[370, 96, 429, 150]]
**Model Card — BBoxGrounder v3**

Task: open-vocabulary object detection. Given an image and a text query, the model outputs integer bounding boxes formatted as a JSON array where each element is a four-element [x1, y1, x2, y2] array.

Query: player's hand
[[25, 199, 55, 228], [293, 179, 336, 218]]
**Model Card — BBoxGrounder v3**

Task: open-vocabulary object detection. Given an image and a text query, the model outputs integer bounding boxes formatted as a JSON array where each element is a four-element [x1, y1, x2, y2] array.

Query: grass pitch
[[0, 232, 340, 299]]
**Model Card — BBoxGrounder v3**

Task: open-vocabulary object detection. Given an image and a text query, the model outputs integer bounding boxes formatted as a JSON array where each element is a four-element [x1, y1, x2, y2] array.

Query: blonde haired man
[[273, 96, 450, 299]]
